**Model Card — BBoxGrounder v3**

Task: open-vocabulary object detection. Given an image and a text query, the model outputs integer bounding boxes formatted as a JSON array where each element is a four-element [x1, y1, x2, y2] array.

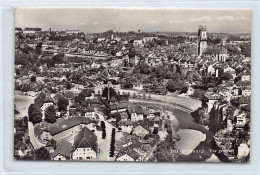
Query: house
[[65, 29, 80, 35], [116, 148, 142, 161], [51, 140, 72, 161], [45, 139, 57, 154], [241, 75, 250, 82], [39, 130, 53, 141], [242, 89, 251, 97], [109, 96, 118, 104], [110, 102, 128, 114], [83, 105, 96, 120], [69, 102, 80, 115], [236, 112, 247, 129], [130, 106, 145, 122], [117, 120, 133, 133], [72, 127, 98, 160], [109, 59, 123, 67], [129, 55, 141, 66], [85, 93, 95, 100], [224, 66, 236, 75], [146, 111, 159, 119], [40, 117, 92, 141], [35, 90, 55, 114], [205, 93, 224, 112], [202, 47, 228, 62], [133, 84, 143, 91], [90, 62, 101, 69], [132, 124, 149, 139]]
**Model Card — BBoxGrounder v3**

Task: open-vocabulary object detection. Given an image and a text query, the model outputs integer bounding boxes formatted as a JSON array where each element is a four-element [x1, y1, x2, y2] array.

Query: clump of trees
[[57, 96, 69, 111], [190, 89, 206, 101], [44, 105, 56, 123], [40, 53, 66, 68], [34, 147, 51, 160], [109, 128, 116, 157], [101, 121, 106, 139], [28, 104, 42, 124], [167, 80, 189, 94]]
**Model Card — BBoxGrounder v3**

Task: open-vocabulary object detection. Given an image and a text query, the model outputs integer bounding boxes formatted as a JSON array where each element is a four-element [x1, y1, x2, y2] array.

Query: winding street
[[28, 121, 45, 149]]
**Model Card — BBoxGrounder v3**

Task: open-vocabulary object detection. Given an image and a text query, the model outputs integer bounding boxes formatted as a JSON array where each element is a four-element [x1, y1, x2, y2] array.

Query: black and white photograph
[[13, 8, 251, 163]]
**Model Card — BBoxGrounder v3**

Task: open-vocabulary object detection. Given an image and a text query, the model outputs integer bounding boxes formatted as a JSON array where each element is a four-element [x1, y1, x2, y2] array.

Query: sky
[[15, 8, 251, 34]]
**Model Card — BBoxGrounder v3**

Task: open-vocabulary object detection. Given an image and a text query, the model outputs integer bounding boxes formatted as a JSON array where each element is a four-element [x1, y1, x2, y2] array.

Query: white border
[[1, 1, 260, 174]]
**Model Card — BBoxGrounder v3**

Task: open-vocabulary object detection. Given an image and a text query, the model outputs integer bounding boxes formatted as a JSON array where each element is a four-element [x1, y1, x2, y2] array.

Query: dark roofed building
[[110, 102, 128, 114], [45, 117, 92, 137], [72, 127, 98, 160], [51, 140, 72, 160], [116, 148, 142, 161], [202, 47, 228, 62]]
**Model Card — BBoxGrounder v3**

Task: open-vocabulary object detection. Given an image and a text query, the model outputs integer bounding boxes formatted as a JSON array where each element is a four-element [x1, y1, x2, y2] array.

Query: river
[[172, 108, 216, 162]]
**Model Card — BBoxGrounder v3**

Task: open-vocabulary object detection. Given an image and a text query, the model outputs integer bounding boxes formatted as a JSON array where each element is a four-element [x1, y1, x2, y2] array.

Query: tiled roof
[[84, 105, 94, 112], [46, 117, 92, 136], [110, 102, 128, 110], [51, 140, 72, 159], [118, 120, 133, 126], [73, 127, 98, 152], [53, 93, 66, 101], [116, 148, 141, 160], [35, 90, 55, 107]]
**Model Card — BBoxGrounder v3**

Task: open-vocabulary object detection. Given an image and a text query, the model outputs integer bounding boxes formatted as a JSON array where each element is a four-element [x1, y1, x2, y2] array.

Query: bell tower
[[198, 25, 208, 56]]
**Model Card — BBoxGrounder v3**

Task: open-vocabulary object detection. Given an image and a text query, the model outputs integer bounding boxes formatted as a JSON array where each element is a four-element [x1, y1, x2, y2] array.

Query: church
[[197, 25, 228, 62]]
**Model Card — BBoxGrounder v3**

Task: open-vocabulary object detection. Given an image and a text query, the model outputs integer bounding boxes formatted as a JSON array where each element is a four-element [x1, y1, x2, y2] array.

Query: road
[[28, 121, 45, 149], [95, 112, 116, 161]]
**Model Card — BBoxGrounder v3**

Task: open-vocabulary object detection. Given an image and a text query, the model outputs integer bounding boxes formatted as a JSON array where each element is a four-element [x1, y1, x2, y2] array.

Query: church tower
[[198, 25, 208, 56]]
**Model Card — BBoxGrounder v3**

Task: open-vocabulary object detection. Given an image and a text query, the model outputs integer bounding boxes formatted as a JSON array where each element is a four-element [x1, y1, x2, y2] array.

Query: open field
[[14, 94, 34, 119]]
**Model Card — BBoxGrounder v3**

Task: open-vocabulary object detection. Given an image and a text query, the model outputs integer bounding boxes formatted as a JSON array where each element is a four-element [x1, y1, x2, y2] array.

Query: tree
[[45, 105, 56, 123], [36, 43, 42, 54], [80, 89, 92, 97], [34, 147, 51, 160], [101, 121, 106, 139], [30, 75, 36, 82], [153, 127, 158, 134], [57, 97, 69, 111], [15, 68, 20, 75], [240, 43, 251, 57], [190, 89, 206, 101], [133, 92, 137, 98], [74, 94, 85, 105], [221, 72, 234, 81], [28, 104, 42, 124], [167, 80, 188, 93], [31, 66, 39, 73], [66, 82, 72, 89], [109, 128, 116, 157]]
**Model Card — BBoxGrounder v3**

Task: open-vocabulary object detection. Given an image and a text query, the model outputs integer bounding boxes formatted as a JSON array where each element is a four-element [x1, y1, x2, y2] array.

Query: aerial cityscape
[[14, 9, 251, 162]]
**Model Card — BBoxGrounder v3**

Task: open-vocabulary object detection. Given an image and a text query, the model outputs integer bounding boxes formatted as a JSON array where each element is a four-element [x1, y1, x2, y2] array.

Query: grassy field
[[14, 94, 34, 119]]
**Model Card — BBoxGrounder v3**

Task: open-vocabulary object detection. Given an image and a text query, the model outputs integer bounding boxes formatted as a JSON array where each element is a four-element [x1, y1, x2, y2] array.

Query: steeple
[[198, 25, 208, 56]]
